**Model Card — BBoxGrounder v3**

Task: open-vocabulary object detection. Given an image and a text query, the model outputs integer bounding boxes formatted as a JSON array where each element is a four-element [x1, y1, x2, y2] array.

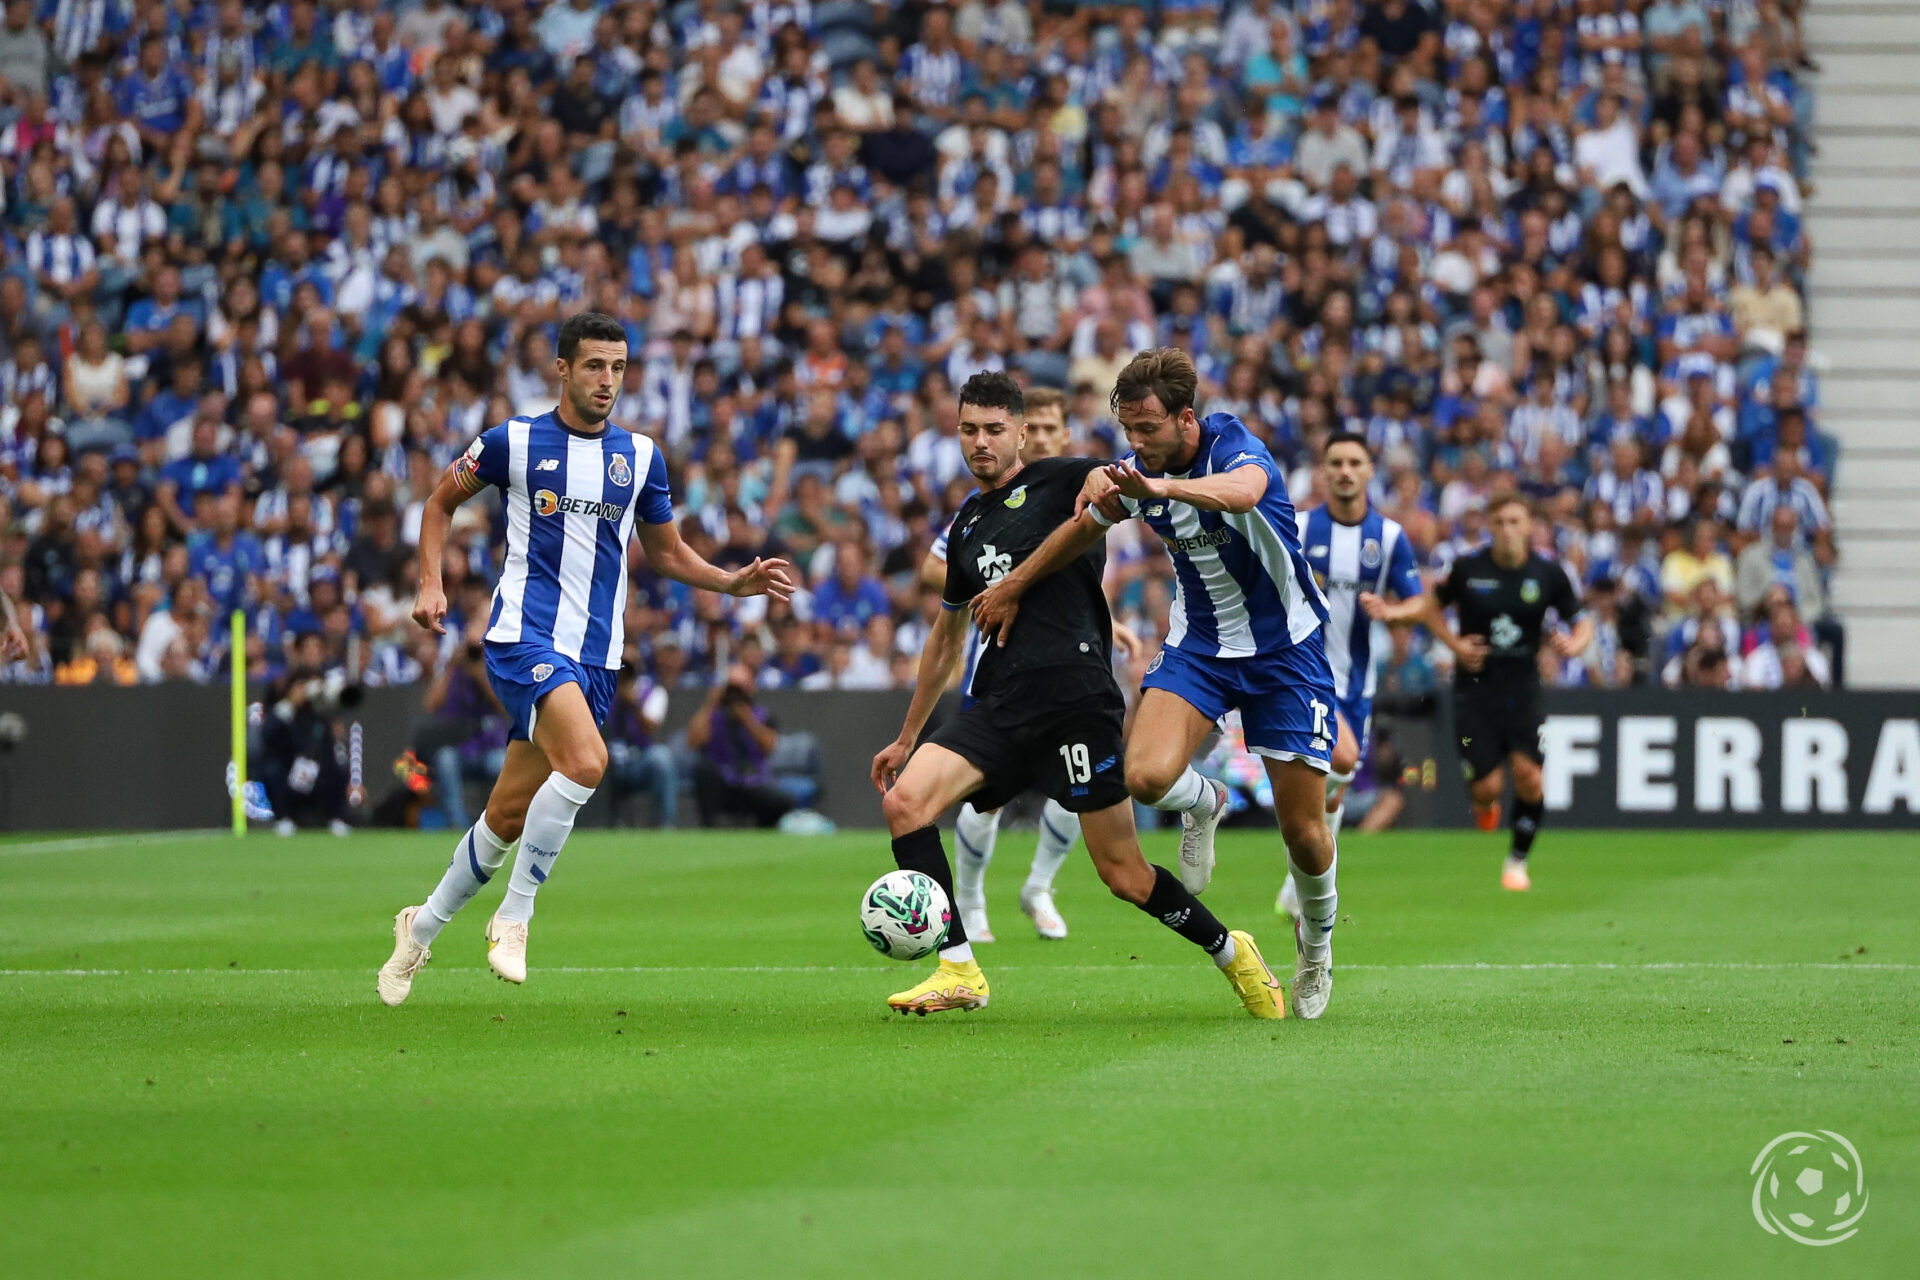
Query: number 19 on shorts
[[1059, 742, 1092, 783]]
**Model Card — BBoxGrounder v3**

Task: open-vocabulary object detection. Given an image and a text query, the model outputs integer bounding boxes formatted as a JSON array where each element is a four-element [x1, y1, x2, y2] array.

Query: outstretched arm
[[635, 519, 795, 601], [1363, 587, 1487, 672], [1105, 458, 1268, 515], [871, 603, 971, 793]]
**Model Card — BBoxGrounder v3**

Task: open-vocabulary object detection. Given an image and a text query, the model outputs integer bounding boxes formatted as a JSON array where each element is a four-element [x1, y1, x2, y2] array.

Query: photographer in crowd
[[257, 633, 360, 837], [685, 663, 793, 829]]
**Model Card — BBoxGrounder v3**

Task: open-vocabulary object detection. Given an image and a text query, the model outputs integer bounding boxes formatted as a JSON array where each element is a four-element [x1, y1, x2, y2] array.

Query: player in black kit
[[1363, 492, 1591, 891], [870, 372, 1286, 1017]]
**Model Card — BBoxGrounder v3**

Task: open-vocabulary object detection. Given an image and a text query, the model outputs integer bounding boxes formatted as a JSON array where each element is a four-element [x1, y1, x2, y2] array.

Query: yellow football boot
[[1219, 929, 1286, 1019], [887, 958, 990, 1015]]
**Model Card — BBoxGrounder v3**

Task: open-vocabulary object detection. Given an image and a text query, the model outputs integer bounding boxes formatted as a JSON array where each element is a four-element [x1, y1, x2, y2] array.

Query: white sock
[[953, 804, 999, 907], [1289, 851, 1338, 965], [413, 816, 515, 946], [1024, 800, 1080, 893], [1324, 767, 1352, 844], [938, 941, 974, 964], [1151, 766, 1218, 817], [499, 772, 595, 923], [1212, 932, 1237, 968]]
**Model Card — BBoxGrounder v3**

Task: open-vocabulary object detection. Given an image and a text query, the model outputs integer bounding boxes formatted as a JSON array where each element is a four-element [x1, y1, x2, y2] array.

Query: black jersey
[[941, 456, 1113, 699], [1433, 547, 1583, 691]]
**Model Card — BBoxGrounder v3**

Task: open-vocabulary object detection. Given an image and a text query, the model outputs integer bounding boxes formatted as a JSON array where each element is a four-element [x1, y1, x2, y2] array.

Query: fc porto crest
[[531, 663, 556, 682], [1520, 579, 1540, 603], [1145, 650, 1165, 675], [1005, 485, 1027, 509], [1361, 538, 1382, 569], [608, 452, 633, 487]]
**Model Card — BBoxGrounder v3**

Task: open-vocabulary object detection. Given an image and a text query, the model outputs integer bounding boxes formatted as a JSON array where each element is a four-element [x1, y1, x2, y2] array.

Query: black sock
[[1140, 864, 1230, 956], [1511, 798, 1544, 859], [891, 825, 968, 949]]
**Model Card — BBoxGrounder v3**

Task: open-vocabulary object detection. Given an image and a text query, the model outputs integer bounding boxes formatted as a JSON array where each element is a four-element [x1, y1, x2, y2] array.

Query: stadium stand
[[0, 0, 1838, 698]]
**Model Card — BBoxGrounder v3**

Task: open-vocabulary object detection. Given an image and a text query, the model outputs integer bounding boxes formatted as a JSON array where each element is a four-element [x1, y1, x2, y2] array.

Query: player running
[[920, 386, 1141, 944], [871, 372, 1286, 1019], [1362, 492, 1591, 891], [377, 312, 792, 1004], [974, 348, 1342, 1019], [1279, 432, 1422, 919]]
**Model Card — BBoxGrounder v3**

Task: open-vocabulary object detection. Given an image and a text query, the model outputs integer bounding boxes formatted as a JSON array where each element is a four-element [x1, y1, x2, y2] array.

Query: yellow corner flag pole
[[231, 609, 247, 837]]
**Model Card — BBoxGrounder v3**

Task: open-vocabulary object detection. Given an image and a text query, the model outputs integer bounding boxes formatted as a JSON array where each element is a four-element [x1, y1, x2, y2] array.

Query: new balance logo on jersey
[[1162, 527, 1234, 554], [534, 458, 560, 472], [976, 544, 1012, 582], [532, 488, 625, 521]]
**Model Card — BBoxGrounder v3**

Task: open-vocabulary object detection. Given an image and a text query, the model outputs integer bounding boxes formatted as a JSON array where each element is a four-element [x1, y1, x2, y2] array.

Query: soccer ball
[[859, 870, 951, 961]]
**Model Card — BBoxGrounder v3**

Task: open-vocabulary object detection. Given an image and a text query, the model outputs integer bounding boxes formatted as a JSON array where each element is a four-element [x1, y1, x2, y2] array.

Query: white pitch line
[[0, 962, 1912, 977], [0, 830, 224, 857]]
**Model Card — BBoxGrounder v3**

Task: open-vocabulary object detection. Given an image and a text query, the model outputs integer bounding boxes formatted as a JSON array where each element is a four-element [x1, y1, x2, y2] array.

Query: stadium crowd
[[0, 0, 1841, 720]]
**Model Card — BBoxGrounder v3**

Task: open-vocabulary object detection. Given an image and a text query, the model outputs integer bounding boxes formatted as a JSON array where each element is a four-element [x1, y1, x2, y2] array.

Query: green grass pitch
[[1, 825, 1915, 1279]]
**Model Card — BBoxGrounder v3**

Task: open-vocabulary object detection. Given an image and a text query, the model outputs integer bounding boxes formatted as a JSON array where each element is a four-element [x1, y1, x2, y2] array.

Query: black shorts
[[1453, 682, 1545, 783], [923, 669, 1130, 814]]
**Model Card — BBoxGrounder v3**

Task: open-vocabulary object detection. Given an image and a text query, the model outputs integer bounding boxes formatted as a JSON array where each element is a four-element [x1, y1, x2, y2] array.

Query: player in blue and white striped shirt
[[1283, 433, 1422, 916], [973, 349, 1343, 1018], [378, 314, 792, 1005]]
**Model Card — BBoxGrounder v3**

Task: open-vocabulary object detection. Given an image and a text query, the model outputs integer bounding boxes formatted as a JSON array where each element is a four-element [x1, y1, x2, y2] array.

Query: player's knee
[[880, 782, 933, 834], [1124, 758, 1177, 804], [549, 741, 607, 790], [1277, 803, 1329, 859], [1330, 734, 1360, 778], [1510, 761, 1544, 803]]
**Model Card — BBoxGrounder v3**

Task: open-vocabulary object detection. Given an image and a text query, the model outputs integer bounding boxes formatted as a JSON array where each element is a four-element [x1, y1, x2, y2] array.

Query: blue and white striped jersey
[[1296, 505, 1422, 702], [457, 412, 673, 669], [929, 504, 988, 698], [1094, 413, 1328, 659]]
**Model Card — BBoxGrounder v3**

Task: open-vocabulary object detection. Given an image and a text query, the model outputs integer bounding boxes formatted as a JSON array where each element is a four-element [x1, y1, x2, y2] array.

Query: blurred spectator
[[419, 616, 508, 832], [606, 664, 679, 828], [685, 664, 793, 828]]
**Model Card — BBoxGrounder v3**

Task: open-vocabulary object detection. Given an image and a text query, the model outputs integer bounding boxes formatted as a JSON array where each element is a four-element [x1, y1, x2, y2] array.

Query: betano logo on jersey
[[1004, 485, 1027, 509], [532, 488, 626, 521], [1161, 526, 1235, 555]]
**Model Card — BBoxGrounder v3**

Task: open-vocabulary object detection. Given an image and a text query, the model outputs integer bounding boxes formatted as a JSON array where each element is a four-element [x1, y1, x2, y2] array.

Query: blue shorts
[[484, 641, 618, 742], [1142, 632, 1337, 772]]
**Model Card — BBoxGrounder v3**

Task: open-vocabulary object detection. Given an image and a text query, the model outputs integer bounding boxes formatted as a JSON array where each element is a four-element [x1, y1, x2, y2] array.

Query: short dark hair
[[1325, 431, 1372, 457], [1488, 490, 1533, 517], [1112, 347, 1198, 417], [557, 311, 628, 362], [958, 370, 1024, 417]]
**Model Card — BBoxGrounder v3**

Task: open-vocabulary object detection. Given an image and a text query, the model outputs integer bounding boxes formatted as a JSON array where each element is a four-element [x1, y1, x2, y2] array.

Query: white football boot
[[1020, 885, 1068, 939], [376, 906, 431, 1006], [957, 898, 995, 945], [1290, 911, 1332, 1020], [485, 912, 530, 983], [1176, 779, 1230, 894]]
